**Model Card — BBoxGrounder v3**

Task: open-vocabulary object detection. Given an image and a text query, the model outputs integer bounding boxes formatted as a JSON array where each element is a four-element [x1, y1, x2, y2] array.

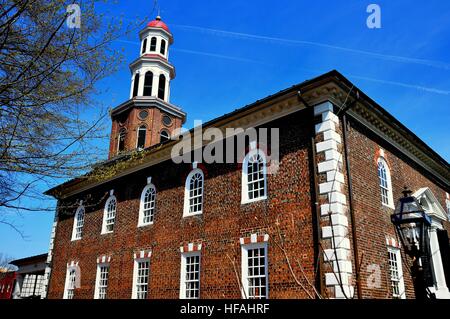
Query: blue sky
[[1, 0, 449, 260]]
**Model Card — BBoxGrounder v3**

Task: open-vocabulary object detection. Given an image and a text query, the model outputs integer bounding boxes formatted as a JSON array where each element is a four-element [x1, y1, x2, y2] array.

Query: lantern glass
[[391, 192, 431, 257]]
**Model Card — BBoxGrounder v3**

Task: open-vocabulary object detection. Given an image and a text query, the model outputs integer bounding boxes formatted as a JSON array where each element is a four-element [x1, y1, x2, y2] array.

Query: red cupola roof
[[147, 16, 170, 33]]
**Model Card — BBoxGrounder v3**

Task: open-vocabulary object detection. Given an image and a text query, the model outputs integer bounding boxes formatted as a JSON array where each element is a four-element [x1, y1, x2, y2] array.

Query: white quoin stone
[[317, 159, 339, 173], [331, 214, 349, 227], [323, 248, 348, 261], [321, 203, 346, 216], [325, 272, 350, 286], [314, 101, 334, 115], [335, 285, 355, 299], [316, 140, 338, 153], [323, 130, 342, 144], [333, 260, 353, 274], [322, 225, 348, 238], [328, 191, 347, 204], [331, 237, 351, 250], [322, 111, 339, 124], [319, 181, 342, 194], [326, 171, 345, 184], [315, 120, 336, 134], [324, 150, 343, 162]]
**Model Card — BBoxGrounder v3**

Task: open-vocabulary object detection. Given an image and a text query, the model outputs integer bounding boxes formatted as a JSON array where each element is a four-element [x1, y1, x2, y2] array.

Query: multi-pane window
[[20, 274, 44, 298], [180, 253, 201, 299], [387, 247, 405, 299], [95, 265, 109, 299], [242, 244, 268, 299], [133, 260, 150, 299], [102, 196, 116, 234], [65, 269, 77, 299], [242, 150, 267, 203], [72, 205, 85, 240], [139, 185, 156, 226], [377, 157, 393, 206], [184, 169, 204, 216], [117, 130, 126, 154]]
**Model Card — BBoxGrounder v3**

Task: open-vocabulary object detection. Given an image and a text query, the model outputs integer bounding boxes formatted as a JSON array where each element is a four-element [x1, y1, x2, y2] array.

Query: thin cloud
[[172, 24, 450, 71], [114, 39, 449, 95]]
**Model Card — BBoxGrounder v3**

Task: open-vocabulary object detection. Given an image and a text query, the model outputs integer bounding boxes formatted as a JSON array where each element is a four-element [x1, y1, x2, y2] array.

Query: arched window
[[132, 73, 140, 97], [136, 125, 146, 149], [71, 204, 85, 240], [102, 194, 116, 234], [143, 71, 153, 96], [138, 184, 156, 226], [117, 129, 126, 154], [160, 130, 170, 143], [150, 37, 157, 51], [160, 39, 166, 55], [242, 149, 267, 203], [141, 38, 147, 54], [377, 157, 393, 207], [158, 74, 166, 100], [183, 168, 204, 217]]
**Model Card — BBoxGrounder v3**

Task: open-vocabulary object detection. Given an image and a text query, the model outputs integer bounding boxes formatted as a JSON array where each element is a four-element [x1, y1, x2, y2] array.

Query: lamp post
[[391, 188, 432, 299]]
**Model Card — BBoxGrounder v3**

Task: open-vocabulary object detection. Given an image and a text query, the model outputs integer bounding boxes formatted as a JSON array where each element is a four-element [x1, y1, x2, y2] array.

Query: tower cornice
[[129, 55, 176, 79]]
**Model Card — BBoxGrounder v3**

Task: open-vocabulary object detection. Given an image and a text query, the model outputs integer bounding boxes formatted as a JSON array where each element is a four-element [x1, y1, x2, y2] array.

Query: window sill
[[182, 211, 203, 218], [241, 196, 267, 205], [138, 222, 154, 228], [101, 230, 114, 235], [71, 237, 81, 242]]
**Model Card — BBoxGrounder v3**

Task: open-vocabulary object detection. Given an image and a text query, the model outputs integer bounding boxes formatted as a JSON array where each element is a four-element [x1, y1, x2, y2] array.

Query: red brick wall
[[345, 117, 450, 299], [48, 109, 319, 299], [108, 106, 183, 159]]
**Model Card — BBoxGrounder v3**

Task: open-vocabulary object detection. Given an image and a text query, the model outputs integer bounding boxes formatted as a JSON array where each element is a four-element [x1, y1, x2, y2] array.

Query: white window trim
[[71, 204, 85, 241], [131, 258, 150, 299], [138, 184, 156, 227], [179, 251, 201, 299], [94, 263, 110, 299], [183, 168, 204, 217], [241, 149, 268, 204], [241, 242, 269, 299], [136, 125, 147, 150], [387, 247, 406, 299], [377, 157, 395, 209], [101, 194, 116, 234], [63, 266, 78, 299]]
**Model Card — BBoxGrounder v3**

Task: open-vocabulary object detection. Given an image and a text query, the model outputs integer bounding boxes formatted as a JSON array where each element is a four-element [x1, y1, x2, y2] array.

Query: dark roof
[[10, 253, 47, 266]]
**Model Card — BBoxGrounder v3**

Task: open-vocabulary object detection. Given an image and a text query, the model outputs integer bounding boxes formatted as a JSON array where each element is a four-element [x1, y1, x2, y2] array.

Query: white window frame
[[132, 258, 150, 299], [241, 149, 268, 204], [63, 266, 78, 299], [101, 194, 116, 234], [138, 184, 156, 227], [179, 251, 201, 299], [183, 168, 204, 217], [387, 247, 406, 299], [377, 157, 394, 209], [94, 263, 110, 299], [71, 204, 85, 241], [241, 242, 269, 299]]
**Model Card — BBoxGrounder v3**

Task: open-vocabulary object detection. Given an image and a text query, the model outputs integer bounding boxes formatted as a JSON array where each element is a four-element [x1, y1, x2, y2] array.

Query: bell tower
[[108, 16, 186, 159]]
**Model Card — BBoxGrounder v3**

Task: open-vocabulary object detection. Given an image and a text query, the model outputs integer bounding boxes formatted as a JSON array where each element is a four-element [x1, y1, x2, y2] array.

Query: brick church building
[[42, 16, 450, 299]]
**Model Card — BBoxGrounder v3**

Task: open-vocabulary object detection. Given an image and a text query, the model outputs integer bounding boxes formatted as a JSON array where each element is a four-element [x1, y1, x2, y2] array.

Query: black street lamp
[[391, 187, 432, 299]]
